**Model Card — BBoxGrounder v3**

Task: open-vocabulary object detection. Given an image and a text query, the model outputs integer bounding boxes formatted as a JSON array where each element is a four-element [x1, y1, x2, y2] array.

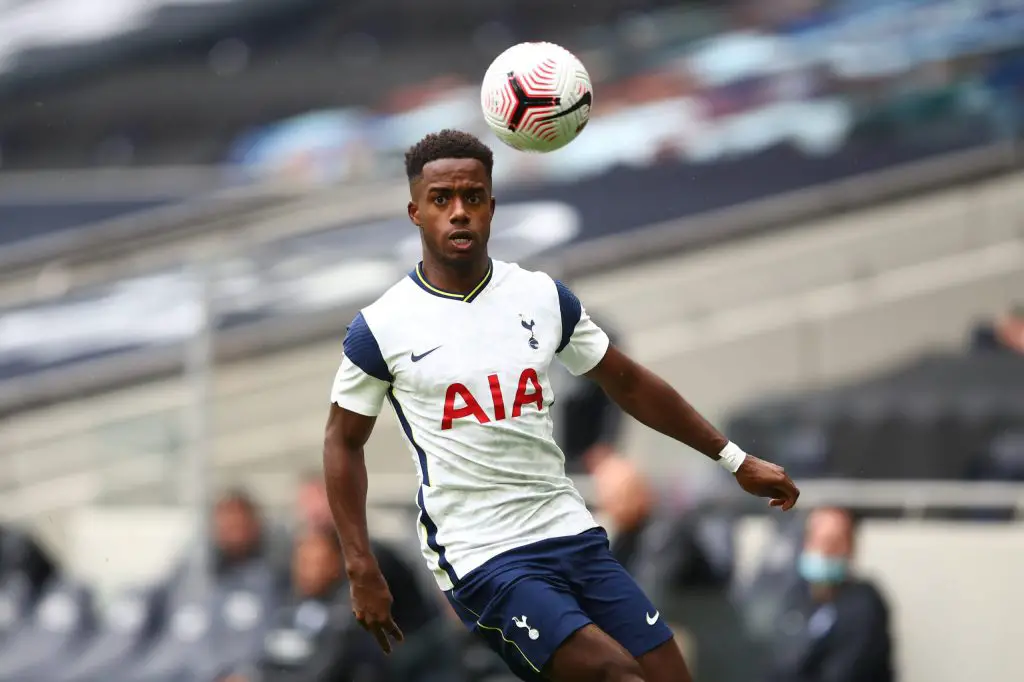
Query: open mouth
[[449, 231, 474, 250]]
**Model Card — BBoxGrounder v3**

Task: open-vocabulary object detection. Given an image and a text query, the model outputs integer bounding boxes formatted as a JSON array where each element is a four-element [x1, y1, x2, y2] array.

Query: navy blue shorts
[[445, 528, 674, 681]]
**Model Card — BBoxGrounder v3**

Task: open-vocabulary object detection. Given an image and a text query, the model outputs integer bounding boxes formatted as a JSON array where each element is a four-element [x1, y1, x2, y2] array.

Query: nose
[[449, 197, 469, 225]]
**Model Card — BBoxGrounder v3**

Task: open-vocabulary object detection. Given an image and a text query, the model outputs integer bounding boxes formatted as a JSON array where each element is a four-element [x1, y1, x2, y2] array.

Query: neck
[[810, 582, 844, 603], [421, 255, 490, 294]]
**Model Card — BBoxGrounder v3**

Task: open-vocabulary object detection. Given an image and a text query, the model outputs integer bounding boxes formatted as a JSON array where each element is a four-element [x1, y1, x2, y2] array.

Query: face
[[997, 308, 1024, 353], [592, 455, 652, 533], [214, 500, 260, 559], [800, 508, 855, 588], [297, 480, 332, 531], [408, 158, 495, 266], [803, 507, 854, 559], [293, 533, 342, 597]]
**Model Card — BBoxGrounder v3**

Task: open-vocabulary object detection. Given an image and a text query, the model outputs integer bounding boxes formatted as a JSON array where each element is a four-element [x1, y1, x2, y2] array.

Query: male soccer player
[[324, 129, 800, 682]]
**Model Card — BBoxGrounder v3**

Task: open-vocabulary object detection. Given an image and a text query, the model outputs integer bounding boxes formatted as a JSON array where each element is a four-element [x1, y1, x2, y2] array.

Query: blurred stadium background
[[1, 0, 1023, 681]]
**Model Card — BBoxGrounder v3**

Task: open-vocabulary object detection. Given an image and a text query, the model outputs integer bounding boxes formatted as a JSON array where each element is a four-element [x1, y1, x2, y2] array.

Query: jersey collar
[[410, 259, 493, 303]]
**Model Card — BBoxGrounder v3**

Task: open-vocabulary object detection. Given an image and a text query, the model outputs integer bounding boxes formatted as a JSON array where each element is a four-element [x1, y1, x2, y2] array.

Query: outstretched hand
[[734, 455, 800, 511], [347, 559, 404, 654]]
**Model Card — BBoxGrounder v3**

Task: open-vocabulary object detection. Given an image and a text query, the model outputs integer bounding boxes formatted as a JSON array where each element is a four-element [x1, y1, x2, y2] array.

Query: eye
[[432, 195, 448, 206], [466, 194, 481, 205]]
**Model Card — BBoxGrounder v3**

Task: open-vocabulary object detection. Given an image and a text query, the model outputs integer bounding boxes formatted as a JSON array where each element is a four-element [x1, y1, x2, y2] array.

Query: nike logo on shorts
[[646, 611, 660, 625]]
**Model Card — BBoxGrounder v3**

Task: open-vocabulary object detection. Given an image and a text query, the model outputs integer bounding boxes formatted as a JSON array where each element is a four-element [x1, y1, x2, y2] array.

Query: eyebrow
[[427, 184, 486, 193]]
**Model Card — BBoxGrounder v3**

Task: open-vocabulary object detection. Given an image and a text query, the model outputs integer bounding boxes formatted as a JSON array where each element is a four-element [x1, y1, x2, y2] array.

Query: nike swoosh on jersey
[[646, 611, 660, 625], [410, 346, 442, 362]]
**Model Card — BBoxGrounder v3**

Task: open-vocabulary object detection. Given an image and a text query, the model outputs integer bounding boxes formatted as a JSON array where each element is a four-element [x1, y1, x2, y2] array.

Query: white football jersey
[[330, 259, 609, 589]]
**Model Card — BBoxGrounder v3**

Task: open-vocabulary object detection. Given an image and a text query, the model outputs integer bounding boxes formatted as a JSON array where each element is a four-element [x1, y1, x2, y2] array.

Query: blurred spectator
[[283, 473, 438, 635], [205, 490, 285, 678], [970, 303, 1024, 355], [214, 491, 266, 565], [264, 472, 337, 583], [226, 524, 456, 682], [131, 489, 283, 681], [589, 449, 733, 597], [590, 450, 760, 681], [285, 473, 450, 679], [765, 507, 894, 682], [221, 527, 389, 682], [296, 472, 335, 532]]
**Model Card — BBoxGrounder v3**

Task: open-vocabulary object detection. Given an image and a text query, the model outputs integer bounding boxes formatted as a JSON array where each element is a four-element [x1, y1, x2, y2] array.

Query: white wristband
[[716, 441, 747, 473]]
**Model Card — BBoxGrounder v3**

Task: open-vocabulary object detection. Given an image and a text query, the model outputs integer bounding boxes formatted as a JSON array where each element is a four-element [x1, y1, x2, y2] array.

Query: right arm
[[325, 312, 403, 653], [323, 404, 377, 572]]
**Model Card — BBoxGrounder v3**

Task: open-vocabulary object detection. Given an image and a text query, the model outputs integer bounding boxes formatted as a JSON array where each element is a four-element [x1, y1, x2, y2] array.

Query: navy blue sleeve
[[555, 279, 583, 353], [343, 312, 392, 382]]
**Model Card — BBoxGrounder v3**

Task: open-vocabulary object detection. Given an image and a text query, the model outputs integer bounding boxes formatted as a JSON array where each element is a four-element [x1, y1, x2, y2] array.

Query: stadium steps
[[2, 238, 1022, 525], [2, 174, 1023, 521], [0, 179, 409, 307], [575, 172, 1023, 332], [622, 240, 1024, 480]]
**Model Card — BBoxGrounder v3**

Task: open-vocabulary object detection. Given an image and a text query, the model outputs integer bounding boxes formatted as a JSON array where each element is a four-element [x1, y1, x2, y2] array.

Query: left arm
[[586, 346, 799, 509], [551, 278, 798, 510], [585, 345, 727, 460]]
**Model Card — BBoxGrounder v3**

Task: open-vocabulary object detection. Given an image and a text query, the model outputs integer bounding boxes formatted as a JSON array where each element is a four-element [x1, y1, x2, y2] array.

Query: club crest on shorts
[[512, 615, 540, 640]]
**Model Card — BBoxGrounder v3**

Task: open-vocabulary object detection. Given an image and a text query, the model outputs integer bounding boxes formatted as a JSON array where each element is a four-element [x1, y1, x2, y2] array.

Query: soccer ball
[[480, 42, 593, 153]]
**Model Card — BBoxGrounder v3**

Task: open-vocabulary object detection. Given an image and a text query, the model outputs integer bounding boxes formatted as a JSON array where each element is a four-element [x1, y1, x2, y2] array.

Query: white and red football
[[480, 42, 593, 153]]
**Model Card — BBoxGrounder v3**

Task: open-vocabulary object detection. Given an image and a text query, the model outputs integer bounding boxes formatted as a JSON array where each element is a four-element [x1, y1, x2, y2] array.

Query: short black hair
[[405, 129, 493, 181], [216, 488, 257, 514]]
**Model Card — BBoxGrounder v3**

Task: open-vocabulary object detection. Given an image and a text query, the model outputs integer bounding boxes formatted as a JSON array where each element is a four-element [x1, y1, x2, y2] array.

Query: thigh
[[566, 530, 675, 659], [447, 571, 592, 682], [545, 623, 645, 682], [636, 637, 695, 682]]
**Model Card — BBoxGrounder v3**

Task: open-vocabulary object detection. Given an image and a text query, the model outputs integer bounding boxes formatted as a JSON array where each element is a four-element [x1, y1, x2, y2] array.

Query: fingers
[[385, 617, 404, 643], [737, 456, 800, 511], [771, 478, 800, 511], [370, 625, 394, 654], [356, 614, 404, 654]]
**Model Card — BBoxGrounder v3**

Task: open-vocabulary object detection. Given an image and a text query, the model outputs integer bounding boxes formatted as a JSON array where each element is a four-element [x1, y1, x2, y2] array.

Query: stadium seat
[[773, 411, 833, 478], [454, 626, 513, 682], [204, 567, 281, 681], [884, 395, 961, 479], [0, 526, 58, 605], [112, 589, 215, 682], [0, 575, 34, 647], [977, 425, 1024, 481], [826, 393, 893, 479], [0, 578, 96, 681], [734, 510, 808, 643], [53, 586, 164, 682], [114, 558, 279, 682], [665, 589, 768, 682], [727, 400, 832, 478], [726, 352, 1024, 482]]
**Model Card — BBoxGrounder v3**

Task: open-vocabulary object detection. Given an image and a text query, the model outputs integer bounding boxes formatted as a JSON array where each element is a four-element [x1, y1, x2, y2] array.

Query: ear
[[407, 200, 421, 227], [489, 195, 496, 218]]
